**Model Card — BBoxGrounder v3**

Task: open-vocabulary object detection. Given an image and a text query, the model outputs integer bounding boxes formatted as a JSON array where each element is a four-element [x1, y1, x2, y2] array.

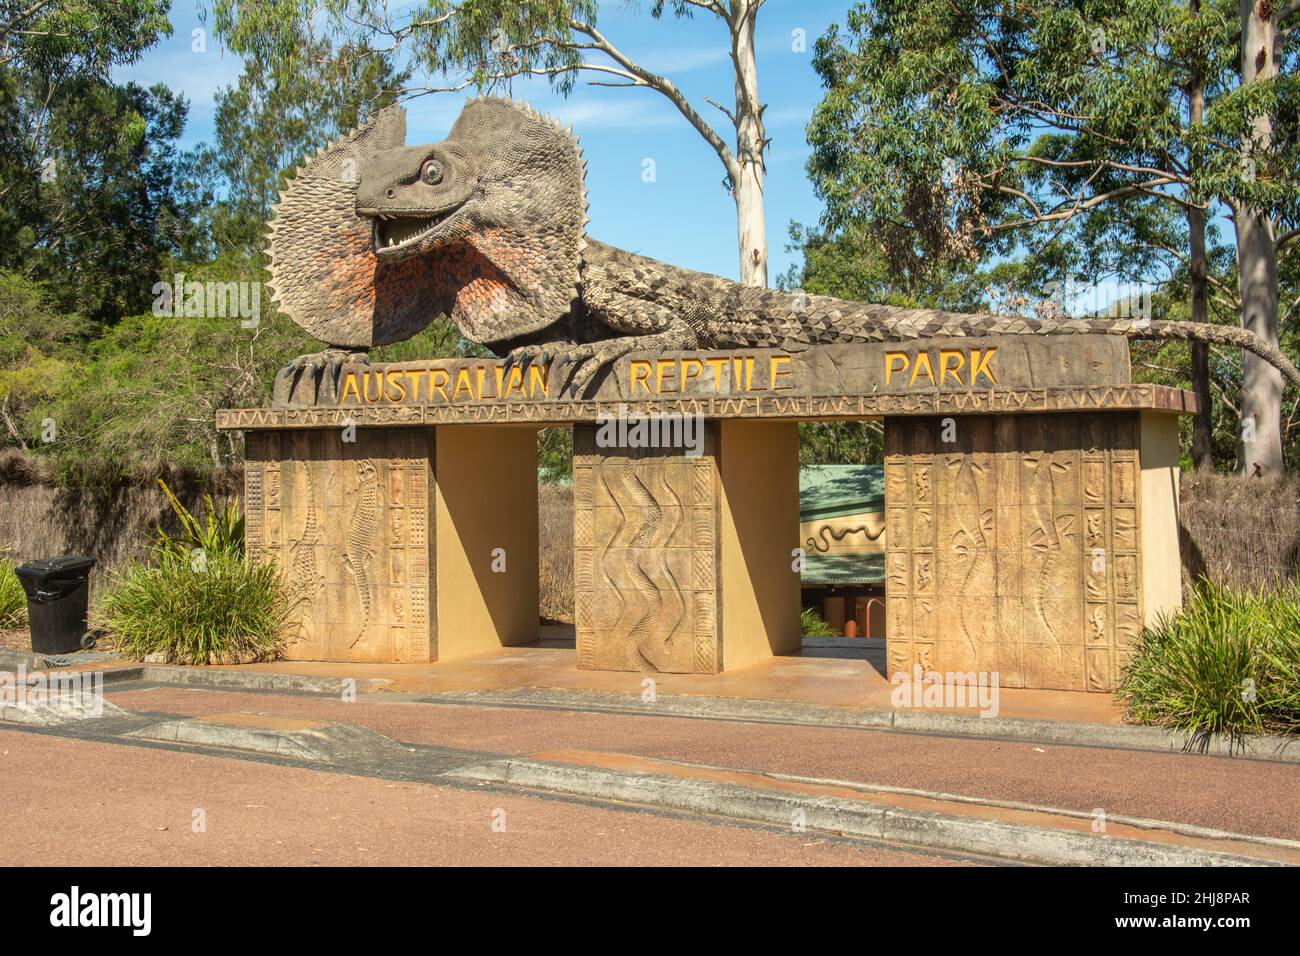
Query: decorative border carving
[[219, 384, 1195, 431]]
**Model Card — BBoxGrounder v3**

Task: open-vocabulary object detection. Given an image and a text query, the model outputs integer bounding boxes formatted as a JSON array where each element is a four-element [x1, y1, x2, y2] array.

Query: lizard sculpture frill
[[267, 96, 1300, 400]]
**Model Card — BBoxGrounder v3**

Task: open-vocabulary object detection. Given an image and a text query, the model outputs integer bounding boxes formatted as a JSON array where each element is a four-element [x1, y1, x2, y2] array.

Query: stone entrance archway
[[219, 333, 1192, 692]]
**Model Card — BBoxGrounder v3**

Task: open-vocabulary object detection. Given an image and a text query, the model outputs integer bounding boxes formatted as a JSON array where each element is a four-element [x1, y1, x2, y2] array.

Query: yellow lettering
[[340, 372, 360, 404], [363, 371, 383, 403], [707, 357, 729, 390], [939, 350, 965, 387], [502, 365, 524, 398], [745, 356, 755, 391], [909, 352, 935, 388], [679, 358, 703, 392], [629, 360, 653, 396], [453, 367, 473, 400], [656, 358, 677, 394], [404, 370, 422, 402], [970, 347, 998, 386], [385, 372, 406, 403], [770, 355, 793, 390], [528, 363, 549, 398], [475, 366, 487, 400], [885, 352, 910, 386], [430, 368, 450, 401]]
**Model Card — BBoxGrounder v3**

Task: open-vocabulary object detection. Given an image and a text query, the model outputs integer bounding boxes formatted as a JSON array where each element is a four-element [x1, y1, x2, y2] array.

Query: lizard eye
[[420, 159, 444, 186]]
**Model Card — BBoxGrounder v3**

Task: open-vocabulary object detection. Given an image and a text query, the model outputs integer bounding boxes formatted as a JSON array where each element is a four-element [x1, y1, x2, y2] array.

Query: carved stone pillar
[[572, 423, 722, 673], [245, 428, 436, 662], [572, 420, 800, 673], [883, 411, 1174, 692], [244, 424, 539, 663]]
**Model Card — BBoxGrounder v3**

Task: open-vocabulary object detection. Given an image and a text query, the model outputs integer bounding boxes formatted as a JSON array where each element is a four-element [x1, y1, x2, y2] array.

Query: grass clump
[[97, 548, 291, 665], [1117, 579, 1300, 745], [0, 558, 27, 628], [95, 481, 291, 664]]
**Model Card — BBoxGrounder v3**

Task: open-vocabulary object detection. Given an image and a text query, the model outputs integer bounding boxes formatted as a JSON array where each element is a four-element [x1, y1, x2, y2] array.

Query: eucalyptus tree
[[807, 0, 1300, 473], [207, 0, 776, 286]]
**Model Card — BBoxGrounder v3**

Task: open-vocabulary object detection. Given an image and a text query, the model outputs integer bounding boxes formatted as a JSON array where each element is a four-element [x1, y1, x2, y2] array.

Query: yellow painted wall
[[434, 425, 539, 659], [1139, 412, 1183, 626], [718, 420, 802, 668]]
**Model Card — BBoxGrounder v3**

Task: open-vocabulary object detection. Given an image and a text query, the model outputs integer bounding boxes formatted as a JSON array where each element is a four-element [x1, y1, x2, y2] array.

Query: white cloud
[[542, 95, 680, 131]]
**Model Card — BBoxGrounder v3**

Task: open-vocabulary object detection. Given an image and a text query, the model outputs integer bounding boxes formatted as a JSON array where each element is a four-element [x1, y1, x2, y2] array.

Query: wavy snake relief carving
[[288, 459, 331, 643], [1024, 446, 1075, 647], [946, 454, 992, 655], [343, 459, 379, 649]]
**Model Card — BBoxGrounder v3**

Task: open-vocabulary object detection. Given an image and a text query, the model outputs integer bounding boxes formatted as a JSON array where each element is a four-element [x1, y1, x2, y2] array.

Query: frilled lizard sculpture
[[267, 96, 1300, 401]]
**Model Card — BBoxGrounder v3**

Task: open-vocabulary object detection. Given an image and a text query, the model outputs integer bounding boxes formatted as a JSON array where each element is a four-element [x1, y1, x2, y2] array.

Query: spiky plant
[[1118, 579, 1300, 745]]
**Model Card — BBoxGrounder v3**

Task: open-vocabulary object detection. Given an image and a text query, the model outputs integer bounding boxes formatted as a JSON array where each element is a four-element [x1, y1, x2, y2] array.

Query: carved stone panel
[[244, 428, 435, 662], [884, 412, 1142, 692], [572, 423, 721, 673]]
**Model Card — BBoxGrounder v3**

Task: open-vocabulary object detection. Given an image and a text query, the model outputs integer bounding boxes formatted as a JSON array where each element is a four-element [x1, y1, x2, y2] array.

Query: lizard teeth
[[373, 212, 453, 252]]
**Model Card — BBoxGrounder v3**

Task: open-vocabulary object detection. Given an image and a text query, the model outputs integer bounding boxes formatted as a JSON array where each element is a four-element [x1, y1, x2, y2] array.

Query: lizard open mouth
[[371, 207, 462, 255]]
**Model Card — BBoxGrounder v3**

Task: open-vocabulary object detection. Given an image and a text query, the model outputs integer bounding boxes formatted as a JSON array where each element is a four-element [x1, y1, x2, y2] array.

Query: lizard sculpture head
[[267, 96, 588, 349]]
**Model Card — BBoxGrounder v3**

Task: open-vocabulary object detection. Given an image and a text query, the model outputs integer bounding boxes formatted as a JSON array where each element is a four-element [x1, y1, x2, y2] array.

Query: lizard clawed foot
[[554, 326, 699, 398], [274, 348, 370, 407], [554, 340, 643, 398], [501, 342, 557, 381]]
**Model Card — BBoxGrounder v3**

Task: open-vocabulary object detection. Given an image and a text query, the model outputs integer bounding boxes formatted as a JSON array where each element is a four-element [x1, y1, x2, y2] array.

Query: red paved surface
[[0, 730, 961, 866], [108, 686, 1300, 840]]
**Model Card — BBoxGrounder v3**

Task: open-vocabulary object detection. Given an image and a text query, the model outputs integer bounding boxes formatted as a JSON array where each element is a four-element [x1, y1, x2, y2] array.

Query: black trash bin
[[15, 556, 96, 654]]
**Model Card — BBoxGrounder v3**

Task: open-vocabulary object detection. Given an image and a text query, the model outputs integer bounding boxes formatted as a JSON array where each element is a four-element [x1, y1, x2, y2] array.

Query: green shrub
[[801, 606, 835, 637], [96, 548, 292, 665], [1118, 580, 1300, 744], [0, 559, 27, 629]]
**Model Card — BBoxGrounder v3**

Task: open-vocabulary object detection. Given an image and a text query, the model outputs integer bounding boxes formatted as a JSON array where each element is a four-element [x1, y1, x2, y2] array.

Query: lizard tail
[[781, 299, 1300, 390], [1022, 316, 1300, 390]]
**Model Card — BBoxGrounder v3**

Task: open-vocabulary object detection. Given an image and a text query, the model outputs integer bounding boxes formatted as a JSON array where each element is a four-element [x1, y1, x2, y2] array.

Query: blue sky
[[116, 1, 855, 282]]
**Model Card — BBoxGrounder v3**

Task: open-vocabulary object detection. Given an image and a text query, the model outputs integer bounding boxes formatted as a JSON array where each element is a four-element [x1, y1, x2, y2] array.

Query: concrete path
[[196, 636, 1129, 725]]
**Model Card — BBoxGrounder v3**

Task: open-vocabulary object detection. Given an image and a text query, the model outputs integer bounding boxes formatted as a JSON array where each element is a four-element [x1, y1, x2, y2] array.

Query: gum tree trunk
[[1235, 0, 1283, 474], [1188, 2, 1214, 468], [730, 0, 767, 287]]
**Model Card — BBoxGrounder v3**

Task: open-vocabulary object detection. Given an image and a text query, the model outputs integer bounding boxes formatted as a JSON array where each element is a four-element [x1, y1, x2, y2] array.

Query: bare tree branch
[[568, 18, 740, 181]]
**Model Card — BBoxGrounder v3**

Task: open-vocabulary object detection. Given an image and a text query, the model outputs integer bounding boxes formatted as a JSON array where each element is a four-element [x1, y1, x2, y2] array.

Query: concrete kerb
[[139, 664, 391, 696], [2, 673, 1292, 866], [424, 688, 1300, 764], [24, 659, 1295, 763], [446, 756, 1291, 867], [127, 715, 414, 764]]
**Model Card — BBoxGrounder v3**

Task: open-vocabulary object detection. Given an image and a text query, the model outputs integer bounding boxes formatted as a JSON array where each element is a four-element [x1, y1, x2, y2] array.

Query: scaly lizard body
[[266, 97, 1300, 400]]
